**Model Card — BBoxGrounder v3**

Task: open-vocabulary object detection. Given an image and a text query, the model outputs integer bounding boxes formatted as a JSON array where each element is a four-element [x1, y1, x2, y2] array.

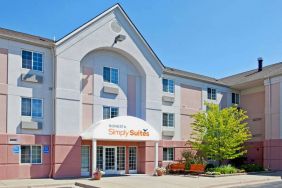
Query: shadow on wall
[[53, 137, 82, 179]]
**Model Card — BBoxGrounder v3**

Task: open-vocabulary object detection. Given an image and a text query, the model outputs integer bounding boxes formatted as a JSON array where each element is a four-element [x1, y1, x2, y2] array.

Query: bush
[[205, 163, 215, 171], [207, 165, 238, 174], [206, 171, 221, 175], [240, 164, 264, 172], [181, 150, 206, 170]]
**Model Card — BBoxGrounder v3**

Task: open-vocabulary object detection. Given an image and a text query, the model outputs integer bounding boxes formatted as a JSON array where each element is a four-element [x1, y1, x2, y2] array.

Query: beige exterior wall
[[180, 84, 202, 140]]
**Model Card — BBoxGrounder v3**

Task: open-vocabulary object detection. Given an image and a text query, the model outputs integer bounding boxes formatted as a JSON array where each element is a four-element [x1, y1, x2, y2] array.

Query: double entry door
[[97, 146, 137, 174]]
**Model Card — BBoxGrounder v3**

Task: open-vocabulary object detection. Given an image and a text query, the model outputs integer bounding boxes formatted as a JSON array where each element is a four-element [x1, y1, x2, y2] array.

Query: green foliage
[[205, 163, 215, 171], [189, 103, 252, 163], [240, 164, 264, 172], [181, 150, 206, 169], [207, 165, 239, 174]]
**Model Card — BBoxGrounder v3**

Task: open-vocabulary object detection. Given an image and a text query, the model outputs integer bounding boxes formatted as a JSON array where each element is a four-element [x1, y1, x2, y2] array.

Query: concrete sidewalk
[[0, 172, 281, 188]]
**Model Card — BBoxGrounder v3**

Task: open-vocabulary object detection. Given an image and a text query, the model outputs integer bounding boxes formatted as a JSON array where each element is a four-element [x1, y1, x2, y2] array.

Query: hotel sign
[[81, 116, 160, 141]]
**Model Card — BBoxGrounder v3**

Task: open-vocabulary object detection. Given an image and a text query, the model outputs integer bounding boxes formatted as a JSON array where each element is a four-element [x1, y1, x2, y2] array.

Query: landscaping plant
[[240, 164, 264, 172], [189, 103, 252, 165]]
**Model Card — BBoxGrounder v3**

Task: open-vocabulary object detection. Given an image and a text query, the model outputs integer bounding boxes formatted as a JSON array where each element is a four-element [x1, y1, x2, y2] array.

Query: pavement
[[0, 171, 282, 188]]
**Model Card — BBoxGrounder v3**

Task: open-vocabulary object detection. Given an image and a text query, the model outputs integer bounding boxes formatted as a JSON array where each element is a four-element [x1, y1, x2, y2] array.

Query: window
[[103, 106, 119, 119], [163, 148, 174, 161], [232, 93, 240, 105], [163, 113, 174, 127], [207, 88, 216, 100], [163, 79, 174, 93], [21, 98, 43, 118], [103, 67, 118, 84], [20, 145, 42, 164], [22, 50, 43, 71]]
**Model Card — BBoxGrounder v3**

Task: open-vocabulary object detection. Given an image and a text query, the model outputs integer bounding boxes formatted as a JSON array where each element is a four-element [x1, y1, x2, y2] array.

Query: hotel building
[[0, 4, 282, 179]]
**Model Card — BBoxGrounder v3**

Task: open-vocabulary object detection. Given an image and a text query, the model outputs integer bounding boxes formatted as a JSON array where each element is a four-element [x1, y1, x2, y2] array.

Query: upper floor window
[[163, 113, 174, 127], [103, 67, 118, 84], [21, 97, 43, 118], [163, 79, 174, 93], [163, 147, 174, 161], [22, 50, 43, 71], [207, 88, 216, 100], [232, 93, 240, 105], [20, 145, 42, 164], [103, 106, 119, 119]]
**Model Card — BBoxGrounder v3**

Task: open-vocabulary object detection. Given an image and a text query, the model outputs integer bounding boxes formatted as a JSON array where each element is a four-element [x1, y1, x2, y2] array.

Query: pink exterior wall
[[240, 90, 265, 141], [180, 84, 202, 140], [52, 136, 81, 178], [265, 83, 280, 139], [127, 75, 136, 116], [0, 48, 8, 133], [263, 139, 282, 170], [0, 134, 51, 180], [81, 67, 93, 131]]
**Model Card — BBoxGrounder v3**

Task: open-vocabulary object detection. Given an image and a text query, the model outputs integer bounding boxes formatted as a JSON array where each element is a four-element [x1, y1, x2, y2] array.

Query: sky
[[0, 0, 282, 78]]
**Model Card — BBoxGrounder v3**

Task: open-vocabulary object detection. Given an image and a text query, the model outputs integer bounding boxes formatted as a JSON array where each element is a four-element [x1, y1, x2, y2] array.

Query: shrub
[[205, 163, 215, 171], [240, 164, 264, 172], [207, 165, 238, 174], [206, 171, 221, 175], [181, 150, 206, 170]]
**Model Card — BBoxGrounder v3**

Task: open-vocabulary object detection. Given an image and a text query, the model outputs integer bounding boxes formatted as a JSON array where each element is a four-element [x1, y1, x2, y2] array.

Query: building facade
[[0, 4, 282, 179]]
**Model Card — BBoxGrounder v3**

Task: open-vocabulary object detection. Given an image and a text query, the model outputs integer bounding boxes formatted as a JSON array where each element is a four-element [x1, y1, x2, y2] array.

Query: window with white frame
[[163, 113, 174, 127], [103, 106, 119, 119], [232, 93, 240, 105], [21, 98, 43, 118], [207, 88, 216, 100], [20, 145, 42, 164], [162, 78, 174, 93], [103, 67, 118, 84], [163, 147, 174, 161], [22, 50, 43, 71]]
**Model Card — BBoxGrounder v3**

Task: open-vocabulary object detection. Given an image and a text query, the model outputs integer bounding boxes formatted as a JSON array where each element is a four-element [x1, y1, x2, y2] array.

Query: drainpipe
[[267, 77, 272, 169], [49, 45, 56, 178]]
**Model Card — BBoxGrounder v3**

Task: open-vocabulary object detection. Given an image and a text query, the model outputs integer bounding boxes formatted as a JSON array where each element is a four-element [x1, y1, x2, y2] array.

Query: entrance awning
[[81, 116, 160, 141]]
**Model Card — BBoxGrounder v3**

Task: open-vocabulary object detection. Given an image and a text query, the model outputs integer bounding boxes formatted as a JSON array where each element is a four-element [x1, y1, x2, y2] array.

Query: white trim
[[103, 66, 119, 85]]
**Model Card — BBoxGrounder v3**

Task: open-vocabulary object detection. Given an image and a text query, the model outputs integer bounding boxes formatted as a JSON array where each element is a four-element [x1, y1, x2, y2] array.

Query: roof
[[220, 62, 282, 87], [164, 67, 228, 86], [0, 27, 54, 47]]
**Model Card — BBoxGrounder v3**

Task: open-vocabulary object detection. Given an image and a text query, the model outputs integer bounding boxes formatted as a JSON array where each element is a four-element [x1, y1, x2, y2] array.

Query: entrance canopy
[[81, 116, 160, 141]]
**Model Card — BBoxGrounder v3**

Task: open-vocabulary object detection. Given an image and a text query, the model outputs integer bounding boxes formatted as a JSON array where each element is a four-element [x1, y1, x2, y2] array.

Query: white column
[[92, 139, 97, 174], [154, 142, 159, 169]]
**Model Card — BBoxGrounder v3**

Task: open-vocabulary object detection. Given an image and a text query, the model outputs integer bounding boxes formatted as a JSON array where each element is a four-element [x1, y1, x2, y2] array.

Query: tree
[[189, 103, 252, 165]]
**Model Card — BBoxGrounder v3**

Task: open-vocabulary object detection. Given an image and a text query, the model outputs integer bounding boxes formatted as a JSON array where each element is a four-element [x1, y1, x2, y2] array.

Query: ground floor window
[[20, 145, 42, 164], [117, 147, 125, 171], [163, 147, 174, 161], [97, 146, 103, 170]]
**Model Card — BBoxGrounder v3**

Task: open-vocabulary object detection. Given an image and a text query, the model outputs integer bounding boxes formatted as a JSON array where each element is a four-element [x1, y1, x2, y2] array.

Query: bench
[[188, 164, 205, 174], [168, 163, 186, 173]]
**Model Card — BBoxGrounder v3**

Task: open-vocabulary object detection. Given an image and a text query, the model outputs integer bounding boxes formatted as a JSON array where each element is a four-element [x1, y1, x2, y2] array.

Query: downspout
[[49, 45, 56, 178], [267, 77, 272, 169]]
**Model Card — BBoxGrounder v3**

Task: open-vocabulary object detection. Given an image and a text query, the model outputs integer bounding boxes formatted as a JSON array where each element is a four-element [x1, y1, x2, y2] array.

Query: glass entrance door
[[129, 147, 137, 173], [81, 145, 90, 176], [104, 147, 116, 174]]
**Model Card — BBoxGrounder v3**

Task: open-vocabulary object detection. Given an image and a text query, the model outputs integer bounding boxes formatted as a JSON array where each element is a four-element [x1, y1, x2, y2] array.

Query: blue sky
[[1, 0, 282, 78]]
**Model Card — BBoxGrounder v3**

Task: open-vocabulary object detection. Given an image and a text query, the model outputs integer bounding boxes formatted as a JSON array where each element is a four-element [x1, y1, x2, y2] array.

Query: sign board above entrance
[[81, 116, 160, 141]]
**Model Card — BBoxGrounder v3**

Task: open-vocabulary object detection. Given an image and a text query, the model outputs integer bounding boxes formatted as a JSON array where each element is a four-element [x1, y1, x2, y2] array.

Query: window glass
[[31, 146, 42, 164], [163, 148, 174, 161], [163, 113, 174, 127], [32, 52, 43, 71], [103, 106, 111, 119], [162, 79, 174, 93], [208, 88, 216, 100], [111, 107, 119, 118], [232, 93, 240, 104], [22, 51, 32, 69], [111, 68, 118, 84], [103, 67, 111, 82], [21, 98, 31, 116], [32, 99, 42, 118], [21, 145, 31, 163]]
